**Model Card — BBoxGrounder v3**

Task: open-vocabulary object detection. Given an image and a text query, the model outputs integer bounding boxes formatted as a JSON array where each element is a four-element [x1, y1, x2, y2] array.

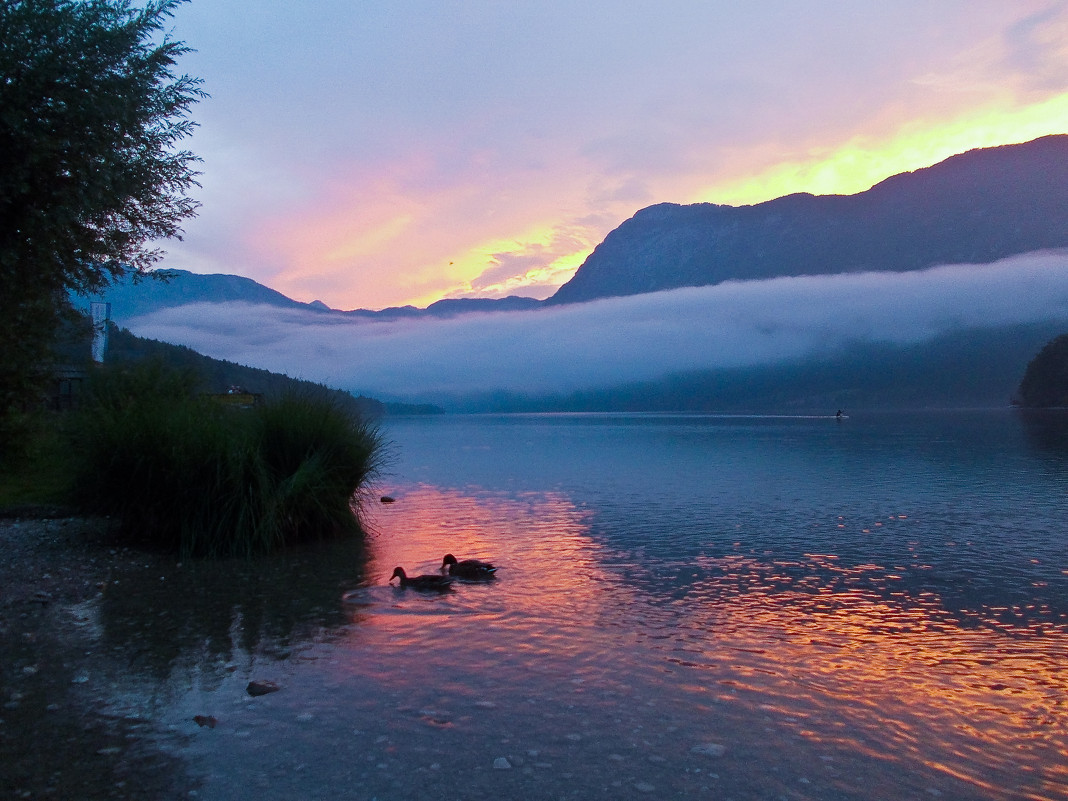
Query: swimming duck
[[441, 553, 497, 579], [389, 566, 453, 590]]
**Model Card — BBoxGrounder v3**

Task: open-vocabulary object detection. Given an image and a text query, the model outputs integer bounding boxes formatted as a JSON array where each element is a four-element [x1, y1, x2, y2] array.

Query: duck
[[441, 553, 497, 579], [389, 566, 453, 591]]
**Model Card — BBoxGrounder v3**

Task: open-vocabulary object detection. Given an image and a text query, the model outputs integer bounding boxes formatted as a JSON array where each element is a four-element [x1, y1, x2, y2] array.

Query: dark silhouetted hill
[[1015, 333, 1068, 408], [549, 136, 1068, 304], [103, 325, 440, 416]]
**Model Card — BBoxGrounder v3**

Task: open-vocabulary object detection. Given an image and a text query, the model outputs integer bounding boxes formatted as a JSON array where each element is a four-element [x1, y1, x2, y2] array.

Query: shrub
[[0, 414, 73, 507], [67, 362, 382, 556]]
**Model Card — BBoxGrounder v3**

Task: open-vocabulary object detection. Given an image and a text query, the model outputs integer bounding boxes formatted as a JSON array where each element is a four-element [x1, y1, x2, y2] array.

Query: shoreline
[[0, 515, 185, 799]]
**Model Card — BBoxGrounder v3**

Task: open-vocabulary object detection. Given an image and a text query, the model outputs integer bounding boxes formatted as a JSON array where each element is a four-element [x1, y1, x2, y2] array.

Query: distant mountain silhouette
[[549, 135, 1068, 304], [79, 269, 313, 322], [423, 295, 542, 315], [83, 269, 541, 324]]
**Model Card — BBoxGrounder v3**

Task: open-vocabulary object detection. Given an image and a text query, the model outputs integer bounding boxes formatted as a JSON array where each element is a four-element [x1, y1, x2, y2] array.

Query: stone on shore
[[246, 680, 281, 697]]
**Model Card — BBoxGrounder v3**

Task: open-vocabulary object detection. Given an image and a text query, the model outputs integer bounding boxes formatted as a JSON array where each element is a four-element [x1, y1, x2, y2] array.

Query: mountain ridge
[[548, 135, 1068, 304], [87, 269, 542, 324]]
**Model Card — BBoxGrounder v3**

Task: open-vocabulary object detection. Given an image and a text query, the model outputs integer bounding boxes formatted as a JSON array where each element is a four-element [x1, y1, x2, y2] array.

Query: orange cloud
[[243, 152, 609, 310], [415, 97, 1068, 307], [699, 93, 1068, 206], [412, 225, 597, 307]]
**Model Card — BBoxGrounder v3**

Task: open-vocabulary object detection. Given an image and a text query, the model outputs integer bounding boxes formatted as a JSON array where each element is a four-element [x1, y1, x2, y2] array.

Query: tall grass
[[0, 416, 74, 508], [67, 362, 383, 557]]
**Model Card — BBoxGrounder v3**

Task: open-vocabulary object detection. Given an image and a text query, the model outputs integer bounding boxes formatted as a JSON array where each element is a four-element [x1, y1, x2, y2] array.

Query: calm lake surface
[[65, 411, 1068, 799]]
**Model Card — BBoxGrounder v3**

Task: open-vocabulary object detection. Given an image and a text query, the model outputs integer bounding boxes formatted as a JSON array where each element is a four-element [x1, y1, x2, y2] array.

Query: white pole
[[90, 301, 111, 363]]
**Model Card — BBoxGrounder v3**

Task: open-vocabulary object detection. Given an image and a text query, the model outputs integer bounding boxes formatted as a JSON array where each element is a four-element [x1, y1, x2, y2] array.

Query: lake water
[[61, 411, 1068, 799]]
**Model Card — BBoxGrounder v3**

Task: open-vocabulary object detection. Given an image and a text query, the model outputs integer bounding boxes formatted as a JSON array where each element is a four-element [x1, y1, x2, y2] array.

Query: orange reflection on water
[[344, 484, 620, 666], [365, 484, 601, 588], [338, 484, 1067, 799], [668, 553, 1068, 799]]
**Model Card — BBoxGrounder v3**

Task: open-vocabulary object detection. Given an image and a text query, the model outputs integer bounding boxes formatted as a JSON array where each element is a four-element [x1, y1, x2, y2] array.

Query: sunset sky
[[161, 1, 1068, 311]]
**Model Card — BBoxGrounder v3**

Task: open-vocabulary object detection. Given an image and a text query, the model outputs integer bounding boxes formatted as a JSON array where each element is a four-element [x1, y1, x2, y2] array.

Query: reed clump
[[67, 362, 383, 557]]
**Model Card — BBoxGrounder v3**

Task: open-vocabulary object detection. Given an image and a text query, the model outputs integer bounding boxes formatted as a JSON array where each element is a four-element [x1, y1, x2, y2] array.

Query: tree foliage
[[0, 0, 204, 447], [1016, 333, 1068, 408]]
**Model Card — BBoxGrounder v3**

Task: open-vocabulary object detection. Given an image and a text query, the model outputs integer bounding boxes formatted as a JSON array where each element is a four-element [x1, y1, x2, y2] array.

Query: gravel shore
[[0, 513, 184, 800]]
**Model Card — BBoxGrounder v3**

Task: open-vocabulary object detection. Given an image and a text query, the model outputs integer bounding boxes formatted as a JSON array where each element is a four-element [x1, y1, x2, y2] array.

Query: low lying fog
[[126, 251, 1068, 402]]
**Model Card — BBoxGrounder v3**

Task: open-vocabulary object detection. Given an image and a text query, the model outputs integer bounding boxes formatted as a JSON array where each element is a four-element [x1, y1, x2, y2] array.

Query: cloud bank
[[126, 252, 1068, 403]]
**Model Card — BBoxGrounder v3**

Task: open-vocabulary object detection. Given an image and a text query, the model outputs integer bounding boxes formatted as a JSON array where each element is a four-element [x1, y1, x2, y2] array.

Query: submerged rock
[[246, 680, 281, 697]]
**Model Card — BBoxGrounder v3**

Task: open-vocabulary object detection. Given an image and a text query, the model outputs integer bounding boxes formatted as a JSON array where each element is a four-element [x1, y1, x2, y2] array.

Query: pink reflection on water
[[364, 484, 598, 582], [332, 483, 1068, 800], [341, 484, 615, 668]]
